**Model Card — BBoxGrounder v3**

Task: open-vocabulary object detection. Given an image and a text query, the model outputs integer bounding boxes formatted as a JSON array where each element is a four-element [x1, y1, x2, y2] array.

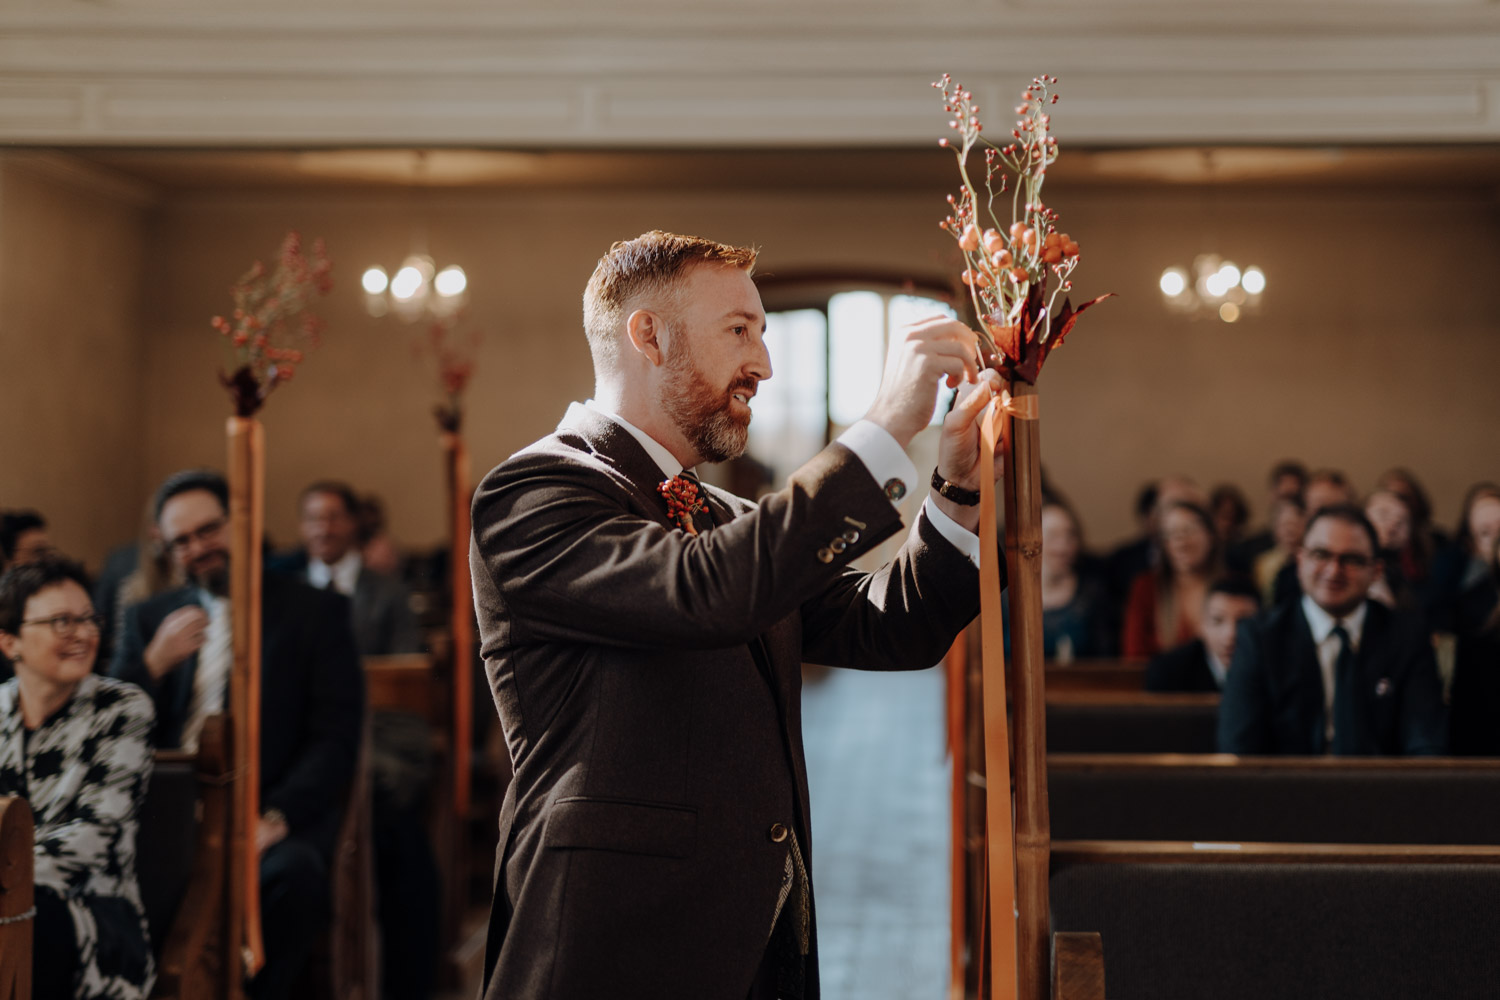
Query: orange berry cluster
[[657, 476, 706, 534]]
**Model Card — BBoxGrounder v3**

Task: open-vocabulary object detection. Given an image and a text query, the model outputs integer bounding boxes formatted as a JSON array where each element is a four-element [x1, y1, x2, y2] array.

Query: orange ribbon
[[978, 397, 1019, 1000]]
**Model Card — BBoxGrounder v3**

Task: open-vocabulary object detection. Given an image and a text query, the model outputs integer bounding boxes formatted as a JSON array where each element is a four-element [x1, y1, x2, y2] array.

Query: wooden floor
[[441, 663, 951, 1000], [803, 663, 950, 1000]]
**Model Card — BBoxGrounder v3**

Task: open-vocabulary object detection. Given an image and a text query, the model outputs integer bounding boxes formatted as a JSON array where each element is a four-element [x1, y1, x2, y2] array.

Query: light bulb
[[1159, 268, 1187, 297], [1242, 267, 1266, 295], [435, 266, 467, 297], [361, 267, 389, 295], [391, 266, 425, 300]]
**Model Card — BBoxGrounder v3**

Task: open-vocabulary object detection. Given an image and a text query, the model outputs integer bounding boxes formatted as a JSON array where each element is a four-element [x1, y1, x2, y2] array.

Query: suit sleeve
[[471, 442, 905, 652], [797, 509, 982, 671], [261, 601, 365, 834], [1218, 619, 1271, 754], [1398, 631, 1449, 756]]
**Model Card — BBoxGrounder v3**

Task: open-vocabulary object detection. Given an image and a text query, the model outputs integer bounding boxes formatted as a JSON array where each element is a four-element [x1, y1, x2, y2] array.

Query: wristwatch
[[931, 468, 981, 506]]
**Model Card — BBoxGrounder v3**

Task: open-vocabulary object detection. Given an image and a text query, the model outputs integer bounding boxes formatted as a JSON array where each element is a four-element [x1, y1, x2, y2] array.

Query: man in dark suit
[[1146, 576, 1260, 692], [1218, 503, 1446, 756], [471, 231, 1000, 1000], [279, 480, 423, 656], [111, 469, 365, 998]]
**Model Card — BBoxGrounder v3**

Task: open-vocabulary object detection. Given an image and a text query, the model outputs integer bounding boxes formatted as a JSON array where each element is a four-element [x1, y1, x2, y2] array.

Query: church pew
[[1045, 692, 1220, 754], [1049, 754, 1500, 845], [1049, 841, 1500, 1000], [1039, 659, 1148, 694], [0, 796, 32, 1000]]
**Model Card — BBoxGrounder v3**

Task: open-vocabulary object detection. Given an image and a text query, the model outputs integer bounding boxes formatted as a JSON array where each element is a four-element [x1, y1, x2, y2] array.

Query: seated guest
[[1008, 500, 1114, 661], [0, 556, 156, 999], [1376, 466, 1448, 550], [1365, 488, 1420, 611], [111, 470, 364, 998], [286, 481, 422, 656], [354, 493, 403, 578], [1104, 481, 1158, 607], [0, 509, 52, 571], [1428, 483, 1500, 632], [1122, 499, 1221, 658], [1253, 495, 1305, 607], [1237, 460, 1308, 564], [1304, 468, 1357, 513], [94, 511, 175, 669], [1449, 535, 1500, 755], [288, 481, 435, 1000], [1218, 504, 1447, 756], [1146, 576, 1261, 692], [1209, 483, 1251, 569]]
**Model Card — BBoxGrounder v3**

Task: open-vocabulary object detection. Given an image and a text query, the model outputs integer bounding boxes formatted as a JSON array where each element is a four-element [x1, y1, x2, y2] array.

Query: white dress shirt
[[583, 400, 983, 568], [308, 550, 362, 597], [182, 593, 232, 753], [1300, 595, 1369, 744]]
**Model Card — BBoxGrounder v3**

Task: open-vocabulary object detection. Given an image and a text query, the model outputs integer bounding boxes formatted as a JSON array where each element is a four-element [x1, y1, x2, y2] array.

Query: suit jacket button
[[816, 547, 834, 564], [842, 529, 860, 544], [769, 823, 789, 843], [829, 537, 847, 554]]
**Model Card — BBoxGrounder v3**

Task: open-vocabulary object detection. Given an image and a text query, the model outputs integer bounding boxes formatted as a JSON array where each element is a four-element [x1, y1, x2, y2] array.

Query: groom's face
[[657, 265, 772, 463]]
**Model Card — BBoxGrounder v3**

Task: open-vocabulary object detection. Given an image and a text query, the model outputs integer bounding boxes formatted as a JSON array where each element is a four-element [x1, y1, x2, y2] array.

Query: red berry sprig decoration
[[934, 74, 1112, 384]]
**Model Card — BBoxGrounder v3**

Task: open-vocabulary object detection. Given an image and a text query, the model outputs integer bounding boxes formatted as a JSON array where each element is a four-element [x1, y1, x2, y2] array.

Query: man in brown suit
[[470, 231, 1001, 1000]]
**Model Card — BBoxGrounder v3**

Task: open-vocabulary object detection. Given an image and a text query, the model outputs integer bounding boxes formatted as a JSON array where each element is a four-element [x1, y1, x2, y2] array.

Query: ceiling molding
[[2, 4, 1498, 146]]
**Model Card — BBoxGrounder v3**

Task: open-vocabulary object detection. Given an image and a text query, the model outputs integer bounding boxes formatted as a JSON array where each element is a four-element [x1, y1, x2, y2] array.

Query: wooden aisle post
[[442, 432, 474, 820], [978, 400, 1018, 1000], [227, 416, 266, 985], [1001, 381, 1050, 1000]]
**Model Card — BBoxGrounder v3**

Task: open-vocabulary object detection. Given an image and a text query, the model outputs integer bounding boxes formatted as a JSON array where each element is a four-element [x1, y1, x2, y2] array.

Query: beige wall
[[0, 156, 150, 567], [8, 166, 1500, 566]]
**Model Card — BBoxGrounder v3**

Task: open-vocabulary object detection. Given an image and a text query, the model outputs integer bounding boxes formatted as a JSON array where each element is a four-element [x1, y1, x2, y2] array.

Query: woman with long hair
[[1122, 500, 1223, 658]]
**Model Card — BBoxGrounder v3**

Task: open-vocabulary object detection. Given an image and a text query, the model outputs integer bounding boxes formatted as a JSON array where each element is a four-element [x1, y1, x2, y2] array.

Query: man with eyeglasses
[[110, 469, 365, 998], [1218, 503, 1446, 756]]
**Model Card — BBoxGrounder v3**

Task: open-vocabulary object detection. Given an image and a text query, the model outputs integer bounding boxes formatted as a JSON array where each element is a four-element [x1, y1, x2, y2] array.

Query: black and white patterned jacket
[[0, 674, 156, 999]]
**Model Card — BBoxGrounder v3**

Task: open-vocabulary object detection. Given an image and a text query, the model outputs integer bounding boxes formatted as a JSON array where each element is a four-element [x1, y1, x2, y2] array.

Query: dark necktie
[[1330, 623, 1358, 754]]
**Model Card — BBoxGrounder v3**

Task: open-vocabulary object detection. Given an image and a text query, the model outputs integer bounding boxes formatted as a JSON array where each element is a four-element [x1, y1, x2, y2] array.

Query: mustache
[[727, 378, 758, 398]]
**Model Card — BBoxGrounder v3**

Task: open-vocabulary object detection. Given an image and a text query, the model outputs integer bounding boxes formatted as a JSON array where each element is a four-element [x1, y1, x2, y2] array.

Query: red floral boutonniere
[[658, 475, 707, 535]]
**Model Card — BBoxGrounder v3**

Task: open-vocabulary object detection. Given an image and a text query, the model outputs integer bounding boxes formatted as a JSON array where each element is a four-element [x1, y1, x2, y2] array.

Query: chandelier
[[1159, 253, 1264, 323], [361, 252, 467, 324]]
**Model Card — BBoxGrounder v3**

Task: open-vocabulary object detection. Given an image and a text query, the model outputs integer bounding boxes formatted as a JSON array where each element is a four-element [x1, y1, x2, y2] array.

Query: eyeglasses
[[19, 613, 105, 638], [1303, 547, 1376, 571], [166, 517, 227, 555]]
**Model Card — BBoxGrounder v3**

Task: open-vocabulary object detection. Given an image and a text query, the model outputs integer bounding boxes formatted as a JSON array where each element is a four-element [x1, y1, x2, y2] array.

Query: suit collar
[[581, 399, 689, 480], [558, 401, 682, 497], [1301, 595, 1369, 648]]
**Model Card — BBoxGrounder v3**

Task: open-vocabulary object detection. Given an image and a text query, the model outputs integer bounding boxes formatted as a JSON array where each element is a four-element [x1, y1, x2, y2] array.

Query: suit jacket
[[110, 572, 365, 859], [269, 551, 423, 657], [1145, 638, 1221, 692], [470, 404, 984, 1000], [1217, 599, 1446, 756]]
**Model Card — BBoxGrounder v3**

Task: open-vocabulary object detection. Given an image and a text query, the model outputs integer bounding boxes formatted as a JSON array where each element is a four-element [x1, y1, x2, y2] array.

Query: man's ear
[[0, 631, 18, 662], [625, 309, 667, 367]]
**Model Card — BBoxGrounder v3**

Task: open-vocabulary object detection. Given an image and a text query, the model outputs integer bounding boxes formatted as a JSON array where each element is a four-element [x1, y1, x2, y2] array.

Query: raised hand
[[863, 316, 980, 448], [143, 605, 209, 679]]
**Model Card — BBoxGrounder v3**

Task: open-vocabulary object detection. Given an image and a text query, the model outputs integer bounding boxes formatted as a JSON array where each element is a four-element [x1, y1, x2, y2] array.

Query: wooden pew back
[[1050, 754, 1500, 844], [1051, 841, 1500, 1000], [1046, 693, 1220, 754]]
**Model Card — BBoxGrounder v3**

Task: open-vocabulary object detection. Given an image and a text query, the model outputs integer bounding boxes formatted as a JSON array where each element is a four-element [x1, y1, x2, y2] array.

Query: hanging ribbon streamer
[[978, 395, 1017, 1000]]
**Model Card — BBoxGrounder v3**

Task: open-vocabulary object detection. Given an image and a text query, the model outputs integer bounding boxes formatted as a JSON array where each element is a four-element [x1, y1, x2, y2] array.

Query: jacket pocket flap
[[544, 796, 696, 858]]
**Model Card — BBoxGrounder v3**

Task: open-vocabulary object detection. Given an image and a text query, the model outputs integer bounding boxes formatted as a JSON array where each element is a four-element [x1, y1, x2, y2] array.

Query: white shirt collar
[[308, 550, 362, 597], [584, 399, 690, 481], [1205, 646, 1230, 688], [1301, 594, 1369, 647]]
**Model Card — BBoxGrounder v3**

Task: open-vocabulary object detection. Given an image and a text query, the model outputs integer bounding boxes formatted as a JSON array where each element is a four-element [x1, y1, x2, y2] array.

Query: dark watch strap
[[931, 468, 981, 506]]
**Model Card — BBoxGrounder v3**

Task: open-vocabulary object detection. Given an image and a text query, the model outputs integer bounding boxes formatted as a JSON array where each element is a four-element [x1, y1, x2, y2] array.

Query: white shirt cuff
[[836, 420, 919, 510], [921, 496, 982, 568]]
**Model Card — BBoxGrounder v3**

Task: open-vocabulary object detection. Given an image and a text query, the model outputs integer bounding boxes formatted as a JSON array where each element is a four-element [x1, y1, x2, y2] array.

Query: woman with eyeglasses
[[0, 555, 156, 1000]]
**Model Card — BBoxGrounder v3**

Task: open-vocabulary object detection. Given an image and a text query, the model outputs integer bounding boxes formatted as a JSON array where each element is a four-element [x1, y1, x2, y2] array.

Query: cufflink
[[883, 478, 907, 502]]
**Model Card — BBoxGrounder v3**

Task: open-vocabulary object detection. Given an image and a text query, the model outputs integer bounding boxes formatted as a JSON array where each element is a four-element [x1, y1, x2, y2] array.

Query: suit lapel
[[1286, 608, 1328, 751], [558, 403, 680, 532]]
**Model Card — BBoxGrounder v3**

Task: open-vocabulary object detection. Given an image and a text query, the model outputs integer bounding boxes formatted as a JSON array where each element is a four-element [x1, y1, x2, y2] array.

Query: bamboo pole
[[441, 432, 474, 819], [1001, 381, 1050, 1000], [978, 402, 1018, 1000], [226, 416, 265, 981]]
